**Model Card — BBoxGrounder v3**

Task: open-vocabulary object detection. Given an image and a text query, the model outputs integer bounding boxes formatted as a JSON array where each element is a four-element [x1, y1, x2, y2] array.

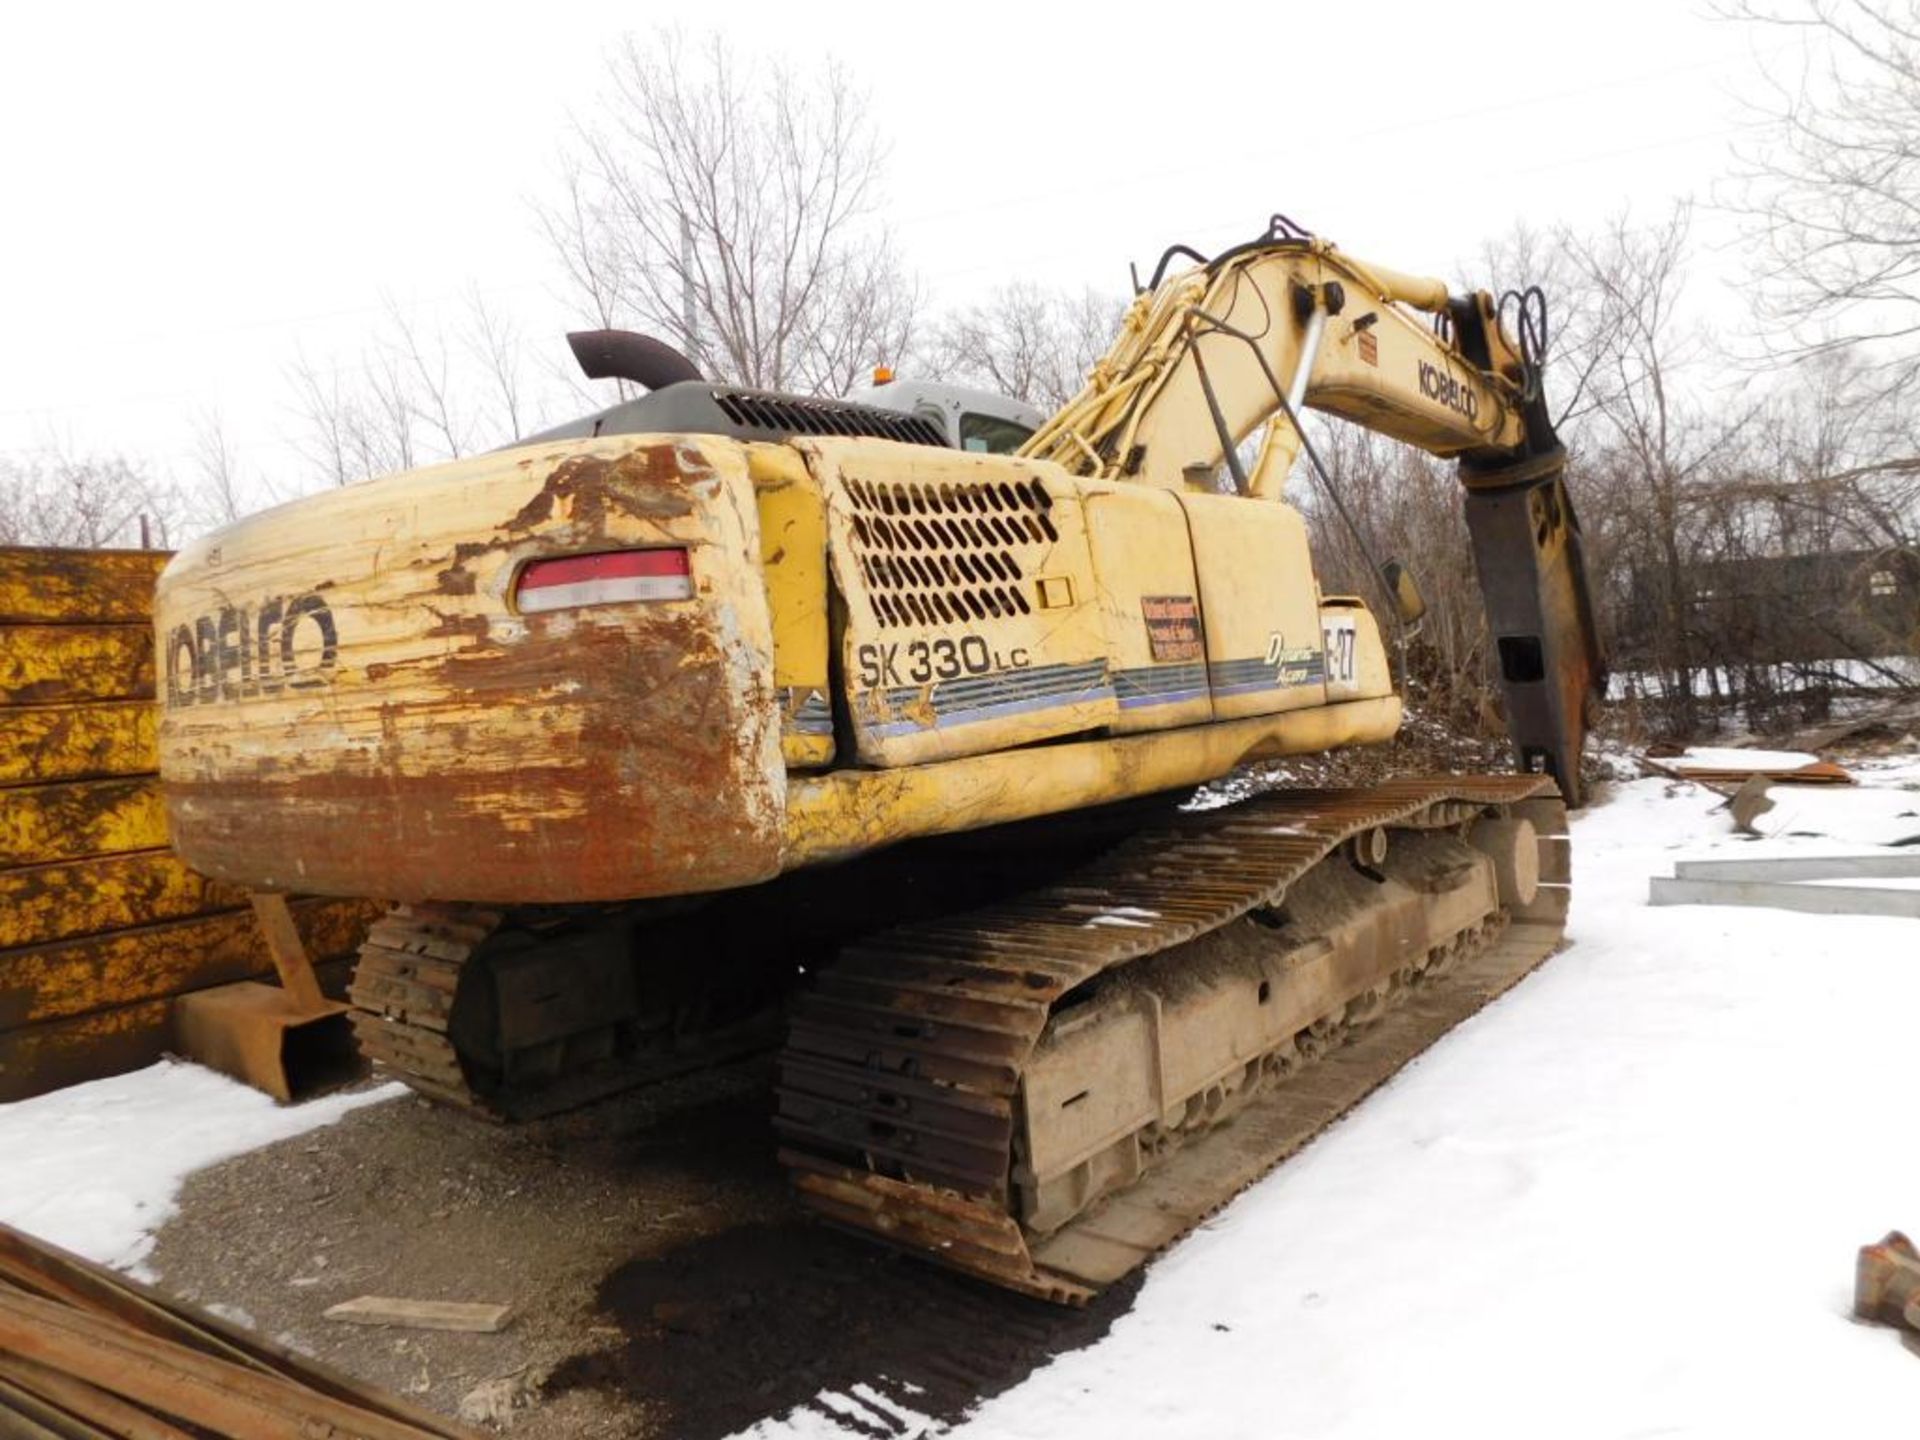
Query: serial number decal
[[855, 636, 1031, 688], [1323, 616, 1358, 685], [165, 592, 338, 707], [1141, 594, 1203, 662], [1417, 359, 1479, 422]]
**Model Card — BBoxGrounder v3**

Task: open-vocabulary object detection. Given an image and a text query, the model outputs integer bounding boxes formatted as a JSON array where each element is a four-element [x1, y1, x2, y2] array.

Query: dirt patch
[[146, 1054, 1133, 1438], [1196, 712, 1518, 808], [553, 1225, 1138, 1439], [147, 1060, 789, 1438]]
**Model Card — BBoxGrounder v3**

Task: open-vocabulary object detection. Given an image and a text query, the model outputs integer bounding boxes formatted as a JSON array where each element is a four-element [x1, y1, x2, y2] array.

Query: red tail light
[[515, 548, 693, 614]]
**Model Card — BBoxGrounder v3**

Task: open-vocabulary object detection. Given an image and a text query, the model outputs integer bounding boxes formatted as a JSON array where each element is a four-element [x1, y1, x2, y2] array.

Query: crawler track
[[776, 776, 1568, 1304], [350, 904, 777, 1122]]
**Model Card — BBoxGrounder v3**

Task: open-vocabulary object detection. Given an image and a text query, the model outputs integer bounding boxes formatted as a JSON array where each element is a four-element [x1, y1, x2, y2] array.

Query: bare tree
[[1727, 0, 1920, 402], [383, 297, 467, 461], [543, 32, 919, 394], [0, 448, 180, 549], [925, 284, 1126, 412], [465, 286, 532, 444], [288, 350, 359, 488], [186, 409, 248, 528], [1475, 221, 1617, 431], [284, 287, 546, 490], [1299, 423, 1503, 730], [1564, 203, 1751, 734]]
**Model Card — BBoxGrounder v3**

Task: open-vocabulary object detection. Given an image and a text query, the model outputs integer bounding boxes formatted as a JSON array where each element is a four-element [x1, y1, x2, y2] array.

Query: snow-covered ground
[[0, 1061, 398, 1275], [2, 758, 1916, 1437], [750, 757, 1920, 1439]]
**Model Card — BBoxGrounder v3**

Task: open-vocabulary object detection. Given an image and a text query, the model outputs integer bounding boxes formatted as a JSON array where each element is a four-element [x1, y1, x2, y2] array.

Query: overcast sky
[[0, 0, 1787, 506]]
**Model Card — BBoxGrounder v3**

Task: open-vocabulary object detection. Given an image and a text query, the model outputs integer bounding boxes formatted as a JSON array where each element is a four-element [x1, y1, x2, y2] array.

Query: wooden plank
[[0, 899, 379, 1029], [0, 958, 352, 1103], [0, 547, 168, 625], [0, 700, 156, 787], [0, 777, 166, 868], [321, 1297, 512, 1333], [0, 624, 154, 704], [0, 849, 246, 950]]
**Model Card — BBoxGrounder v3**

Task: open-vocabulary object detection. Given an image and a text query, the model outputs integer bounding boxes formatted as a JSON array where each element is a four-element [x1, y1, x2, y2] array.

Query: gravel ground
[[148, 1061, 784, 1437], [145, 1053, 1134, 1439]]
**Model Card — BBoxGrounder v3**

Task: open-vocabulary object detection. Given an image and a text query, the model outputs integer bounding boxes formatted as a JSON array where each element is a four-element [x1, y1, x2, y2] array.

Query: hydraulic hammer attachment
[[1459, 447, 1603, 808], [1447, 289, 1605, 808]]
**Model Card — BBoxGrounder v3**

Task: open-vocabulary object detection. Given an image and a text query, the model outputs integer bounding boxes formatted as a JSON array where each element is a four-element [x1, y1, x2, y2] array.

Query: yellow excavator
[[154, 217, 1602, 1304]]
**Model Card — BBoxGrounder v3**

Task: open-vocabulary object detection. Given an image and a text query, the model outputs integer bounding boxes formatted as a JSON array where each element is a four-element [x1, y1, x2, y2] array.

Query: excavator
[[154, 216, 1603, 1305]]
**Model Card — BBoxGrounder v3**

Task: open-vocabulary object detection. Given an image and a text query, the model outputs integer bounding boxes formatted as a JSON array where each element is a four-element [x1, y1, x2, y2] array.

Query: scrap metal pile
[[0, 1222, 478, 1440]]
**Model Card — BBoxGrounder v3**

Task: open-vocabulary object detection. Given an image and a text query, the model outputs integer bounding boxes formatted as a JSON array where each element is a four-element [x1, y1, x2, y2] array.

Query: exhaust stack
[[566, 330, 704, 392]]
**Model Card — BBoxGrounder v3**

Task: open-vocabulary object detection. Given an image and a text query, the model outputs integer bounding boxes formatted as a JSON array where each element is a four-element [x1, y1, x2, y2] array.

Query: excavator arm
[[1023, 220, 1605, 804]]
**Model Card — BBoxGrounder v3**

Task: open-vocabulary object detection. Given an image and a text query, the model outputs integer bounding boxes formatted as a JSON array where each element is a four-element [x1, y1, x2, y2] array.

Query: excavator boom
[[1027, 223, 1603, 801]]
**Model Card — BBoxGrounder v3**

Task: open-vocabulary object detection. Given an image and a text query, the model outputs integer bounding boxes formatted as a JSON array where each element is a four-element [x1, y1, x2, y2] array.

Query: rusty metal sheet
[[0, 777, 167, 868], [0, 849, 246, 950], [0, 700, 157, 787], [0, 900, 375, 1030], [0, 1221, 479, 1439], [0, 546, 168, 625], [0, 624, 155, 705], [0, 959, 355, 1103], [0, 1352, 201, 1438], [0, 1283, 468, 1440]]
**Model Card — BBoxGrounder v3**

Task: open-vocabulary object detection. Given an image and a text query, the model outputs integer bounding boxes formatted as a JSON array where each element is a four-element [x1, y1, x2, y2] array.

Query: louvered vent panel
[[841, 476, 1060, 630], [711, 390, 947, 447]]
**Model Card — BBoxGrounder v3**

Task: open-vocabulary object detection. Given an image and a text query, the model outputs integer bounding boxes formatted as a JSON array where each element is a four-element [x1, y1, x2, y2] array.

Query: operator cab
[[845, 374, 1046, 455]]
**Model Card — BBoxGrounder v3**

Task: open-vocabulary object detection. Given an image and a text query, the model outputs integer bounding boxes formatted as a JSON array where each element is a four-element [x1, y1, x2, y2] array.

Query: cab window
[[959, 412, 1033, 454]]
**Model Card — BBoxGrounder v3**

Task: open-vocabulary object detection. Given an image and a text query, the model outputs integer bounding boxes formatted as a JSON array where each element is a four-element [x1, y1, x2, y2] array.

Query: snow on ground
[[1668, 744, 1821, 770], [746, 762, 1920, 1440], [1747, 777, 1920, 848], [0, 1060, 399, 1274], [1, 763, 1916, 1437]]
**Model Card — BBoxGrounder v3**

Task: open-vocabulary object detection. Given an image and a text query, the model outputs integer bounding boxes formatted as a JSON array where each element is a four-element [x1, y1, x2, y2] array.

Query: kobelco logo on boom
[[1417, 360, 1478, 421], [164, 592, 338, 707]]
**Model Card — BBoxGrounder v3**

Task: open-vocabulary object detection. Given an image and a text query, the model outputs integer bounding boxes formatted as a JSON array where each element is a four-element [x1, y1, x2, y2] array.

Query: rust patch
[[0, 547, 169, 625], [422, 610, 494, 643], [0, 900, 374, 1031], [432, 540, 494, 597], [507, 445, 701, 534], [901, 686, 939, 730], [169, 607, 778, 904], [1, 777, 167, 867], [0, 625, 155, 705], [0, 952, 358, 1102]]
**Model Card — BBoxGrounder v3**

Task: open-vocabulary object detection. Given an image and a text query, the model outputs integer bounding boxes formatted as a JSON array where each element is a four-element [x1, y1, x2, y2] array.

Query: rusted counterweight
[[155, 439, 787, 905]]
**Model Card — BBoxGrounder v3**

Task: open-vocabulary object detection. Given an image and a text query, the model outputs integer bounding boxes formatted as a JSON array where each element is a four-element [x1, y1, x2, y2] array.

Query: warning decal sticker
[[1142, 594, 1204, 662]]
